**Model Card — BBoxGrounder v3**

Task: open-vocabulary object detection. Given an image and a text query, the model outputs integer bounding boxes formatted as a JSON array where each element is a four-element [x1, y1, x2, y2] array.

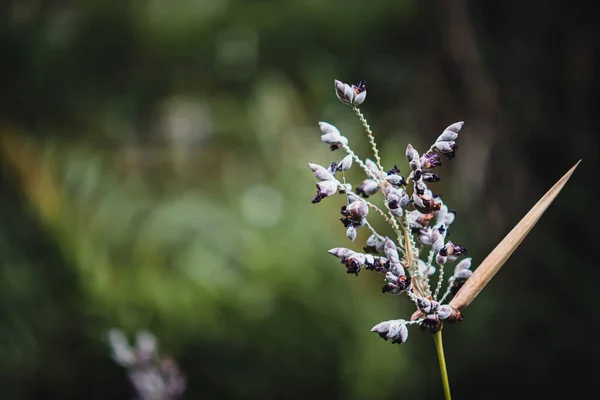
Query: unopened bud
[[336, 154, 353, 171], [436, 121, 463, 143]]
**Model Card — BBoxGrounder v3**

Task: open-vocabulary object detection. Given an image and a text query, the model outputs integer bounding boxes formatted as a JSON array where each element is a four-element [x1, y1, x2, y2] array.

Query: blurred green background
[[1, 0, 598, 398]]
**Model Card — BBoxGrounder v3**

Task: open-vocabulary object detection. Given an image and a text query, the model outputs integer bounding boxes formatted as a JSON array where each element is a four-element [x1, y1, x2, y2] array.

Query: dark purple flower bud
[[422, 173, 441, 183], [420, 314, 442, 333], [412, 193, 442, 214], [421, 153, 442, 170], [344, 253, 366, 275], [436, 121, 463, 143], [384, 271, 410, 292], [411, 169, 423, 181], [387, 165, 401, 175], [365, 256, 389, 273], [345, 200, 369, 221], [356, 179, 379, 198], [351, 80, 367, 106], [439, 242, 468, 257]]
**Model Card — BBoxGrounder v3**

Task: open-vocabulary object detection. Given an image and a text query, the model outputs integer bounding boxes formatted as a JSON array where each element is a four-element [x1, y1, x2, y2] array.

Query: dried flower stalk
[[449, 160, 581, 310]]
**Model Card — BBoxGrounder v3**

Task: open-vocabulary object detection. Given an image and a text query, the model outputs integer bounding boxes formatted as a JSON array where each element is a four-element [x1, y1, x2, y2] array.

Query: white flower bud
[[371, 320, 392, 334], [437, 305, 453, 320], [406, 144, 418, 162], [444, 210, 455, 226], [308, 163, 335, 181], [316, 180, 338, 198], [384, 238, 400, 265], [454, 257, 472, 274], [385, 174, 407, 187], [436, 121, 463, 143], [434, 141, 456, 154], [336, 154, 353, 171], [318, 121, 340, 136], [334, 80, 355, 105], [328, 247, 355, 261], [346, 226, 357, 242], [353, 90, 367, 105], [454, 269, 472, 280], [365, 159, 383, 179], [356, 179, 379, 198], [436, 253, 448, 265]]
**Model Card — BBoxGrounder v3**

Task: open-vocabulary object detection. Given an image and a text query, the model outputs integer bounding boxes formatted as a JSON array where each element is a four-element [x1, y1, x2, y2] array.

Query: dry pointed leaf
[[449, 160, 581, 311]]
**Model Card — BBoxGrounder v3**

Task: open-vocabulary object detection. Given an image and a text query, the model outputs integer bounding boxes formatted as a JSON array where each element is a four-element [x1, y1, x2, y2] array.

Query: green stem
[[433, 329, 452, 400]]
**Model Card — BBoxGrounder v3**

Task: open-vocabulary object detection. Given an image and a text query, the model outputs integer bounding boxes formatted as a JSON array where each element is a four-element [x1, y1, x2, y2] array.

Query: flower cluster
[[308, 79, 472, 344], [108, 329, 186, 399]]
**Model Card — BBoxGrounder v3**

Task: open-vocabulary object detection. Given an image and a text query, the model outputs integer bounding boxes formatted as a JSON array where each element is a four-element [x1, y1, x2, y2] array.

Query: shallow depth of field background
[[1, 1, 598, 398]]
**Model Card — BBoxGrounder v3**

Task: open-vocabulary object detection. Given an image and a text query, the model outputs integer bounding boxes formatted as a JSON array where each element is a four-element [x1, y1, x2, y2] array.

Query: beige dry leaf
[[449, 160, 581, 311]]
